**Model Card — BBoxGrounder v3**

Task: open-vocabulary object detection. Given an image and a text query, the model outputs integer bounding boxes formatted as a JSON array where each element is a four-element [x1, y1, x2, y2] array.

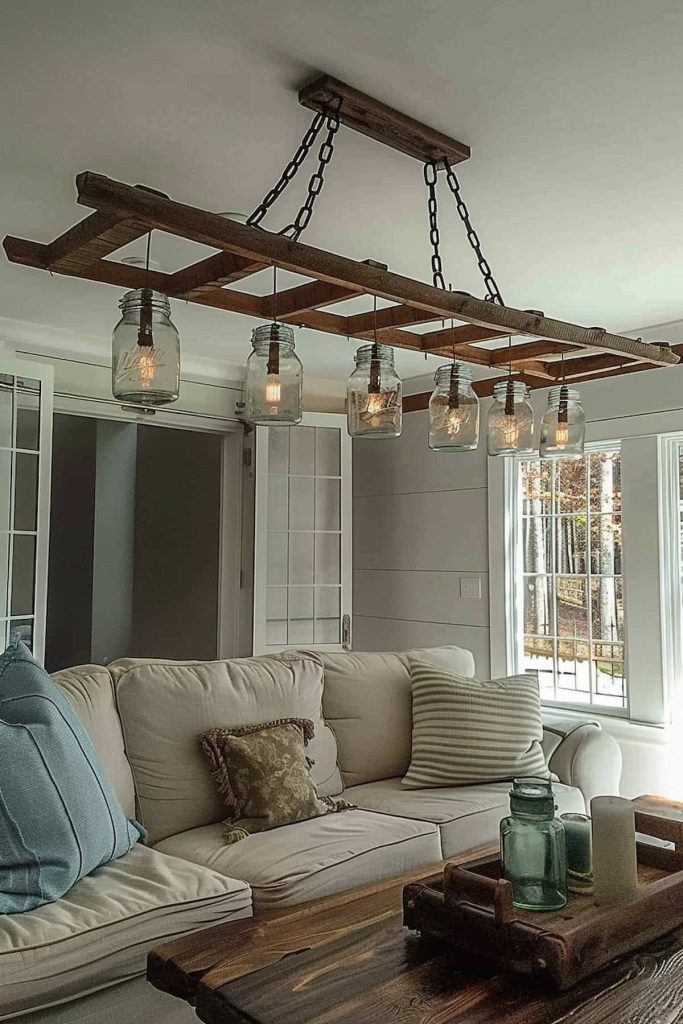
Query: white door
[[0, 358, 53, 664], [253, 413, 352, 654]]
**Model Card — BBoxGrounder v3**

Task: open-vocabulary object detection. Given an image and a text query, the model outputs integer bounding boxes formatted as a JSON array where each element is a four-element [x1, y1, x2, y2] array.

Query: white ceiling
[[3, 0, 683, 393]]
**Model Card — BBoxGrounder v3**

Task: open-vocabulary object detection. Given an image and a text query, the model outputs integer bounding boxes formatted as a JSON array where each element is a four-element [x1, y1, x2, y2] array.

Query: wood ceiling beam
[[298, 75, 470, 165], [419, 325, 509, 350], [43, 211, 150, 273], [264, 281, 360, 320], [488, 340, 581, 365], [169, 251, 266, 298], [70, 173, 677, 365], [542, 353, 636, 377], [346, 303, 443, 338]]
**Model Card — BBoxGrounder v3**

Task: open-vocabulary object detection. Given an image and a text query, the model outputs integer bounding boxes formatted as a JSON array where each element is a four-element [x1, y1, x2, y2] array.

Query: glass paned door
[[0, 359, 53, 663], [253, 413, 351, 653]]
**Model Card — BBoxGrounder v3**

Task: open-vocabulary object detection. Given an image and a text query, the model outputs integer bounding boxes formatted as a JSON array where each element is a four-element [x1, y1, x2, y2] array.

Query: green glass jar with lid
[[500, 777, 567, 911]]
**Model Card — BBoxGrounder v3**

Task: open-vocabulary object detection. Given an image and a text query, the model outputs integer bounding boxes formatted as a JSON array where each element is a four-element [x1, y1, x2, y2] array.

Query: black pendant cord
[[267, 265, 280, 377], [138, 231, 153, 348], [423, 158, 505, 306], [504, 335, 515, 416], [248, 96, 342, 242], [448, 285, 460, 410], [369, 295, 381, 395], [558, 351, 569, 423]]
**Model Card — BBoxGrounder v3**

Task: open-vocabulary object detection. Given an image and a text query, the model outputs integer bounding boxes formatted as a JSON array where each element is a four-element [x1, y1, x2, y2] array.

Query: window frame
[[510, 441, 628, 719], [490, 427, 675, 727]]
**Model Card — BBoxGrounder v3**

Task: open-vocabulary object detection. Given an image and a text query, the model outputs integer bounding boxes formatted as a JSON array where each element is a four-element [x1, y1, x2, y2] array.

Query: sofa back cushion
[[319, 646, 476, 787], [51, 664, 136, 819], [109, 652, 342, 844]]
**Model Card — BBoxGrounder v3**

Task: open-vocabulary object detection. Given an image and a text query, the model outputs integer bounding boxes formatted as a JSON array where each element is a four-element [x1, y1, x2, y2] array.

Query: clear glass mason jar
[[539, 385, 585, 460], [500, 777, 567, 911], [487, 379, 535, 456], [245, 323, 303, 425], [347, 344, 402, 438], [428, 363, 479, 451], [112, 289, 180, 406]]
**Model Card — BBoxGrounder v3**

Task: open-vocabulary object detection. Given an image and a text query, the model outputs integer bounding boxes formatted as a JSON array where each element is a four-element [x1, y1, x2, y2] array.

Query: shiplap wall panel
[[354, 569, 489, 628], [353, 615, 491, 677]]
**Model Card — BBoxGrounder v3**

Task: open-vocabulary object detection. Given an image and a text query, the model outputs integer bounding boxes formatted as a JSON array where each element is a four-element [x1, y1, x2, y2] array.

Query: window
[[517, 446, 626, 712]]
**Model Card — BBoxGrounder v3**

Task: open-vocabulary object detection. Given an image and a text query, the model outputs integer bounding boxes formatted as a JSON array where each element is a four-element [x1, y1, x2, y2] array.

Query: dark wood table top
[[148, 799, 683, 1023]]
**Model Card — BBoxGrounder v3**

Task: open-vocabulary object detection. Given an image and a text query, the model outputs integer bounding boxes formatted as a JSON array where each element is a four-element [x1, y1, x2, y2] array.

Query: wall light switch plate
[[460, 577, 482, 599]]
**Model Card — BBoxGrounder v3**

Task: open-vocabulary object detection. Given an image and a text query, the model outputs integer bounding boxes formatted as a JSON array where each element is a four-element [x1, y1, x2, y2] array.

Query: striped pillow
[[403, 661, 549, 789]]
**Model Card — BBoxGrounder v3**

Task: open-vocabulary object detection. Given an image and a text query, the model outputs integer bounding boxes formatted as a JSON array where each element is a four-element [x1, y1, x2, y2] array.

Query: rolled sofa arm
[[542, 717, 622, 809]]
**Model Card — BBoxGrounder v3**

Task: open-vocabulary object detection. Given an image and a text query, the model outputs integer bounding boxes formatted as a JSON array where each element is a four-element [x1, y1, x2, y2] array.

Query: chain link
[[443, 157, 504, 305], [247, 97, 342, 241], [423, 161, 446, 290]]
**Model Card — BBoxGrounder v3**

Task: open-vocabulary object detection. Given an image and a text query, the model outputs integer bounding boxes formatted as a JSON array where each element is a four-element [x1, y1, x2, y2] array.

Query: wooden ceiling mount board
[[298, 75, 471, 164]]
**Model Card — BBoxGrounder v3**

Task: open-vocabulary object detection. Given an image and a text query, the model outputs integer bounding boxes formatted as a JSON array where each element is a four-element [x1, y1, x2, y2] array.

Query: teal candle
[[561, 812, 592, 875]]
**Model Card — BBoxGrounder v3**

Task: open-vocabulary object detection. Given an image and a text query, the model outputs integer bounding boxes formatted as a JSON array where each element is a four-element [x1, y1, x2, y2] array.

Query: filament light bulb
[[265, 375, 281, 405]]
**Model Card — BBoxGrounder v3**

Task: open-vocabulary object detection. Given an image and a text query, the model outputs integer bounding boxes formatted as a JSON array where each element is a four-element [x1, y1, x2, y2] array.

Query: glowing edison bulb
[[444, 407, 467, 437], [366, 391, 386, 417], [139, 349, 157, 389], [265, 375, 281, 405], [554, 421, 570, 447], [501, 413, 524, 447]]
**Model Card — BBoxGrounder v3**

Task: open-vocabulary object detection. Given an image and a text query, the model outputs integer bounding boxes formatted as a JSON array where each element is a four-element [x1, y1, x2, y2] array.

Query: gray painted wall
[[353, 408, 491, 677], [90, 420, 137, 665]]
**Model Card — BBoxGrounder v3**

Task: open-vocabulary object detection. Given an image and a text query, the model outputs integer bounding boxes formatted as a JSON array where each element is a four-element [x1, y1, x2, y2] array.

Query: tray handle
[[445, 862, 515, 925]]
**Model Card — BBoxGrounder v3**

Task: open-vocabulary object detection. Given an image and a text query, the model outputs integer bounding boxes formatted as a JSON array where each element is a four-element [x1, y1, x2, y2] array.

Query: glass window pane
[[268, 427, 289, 475], [0, 451, 12, 533], [315, 479, 340, 532], [554, 515, 587, 575], [315, 587, 340, 643], [590, 515, 622, 574], [8, 617, 34, 650], [590, 451, 621, 513], [591, 577, 624, 642], [523, 576, 552, 636], [267, 475, 288, 531], [0, 533, 9, 619], [521, 460, 552, 515], [14, 453, 38, 532], [0, 382, 13, 449], [288, 587, 314, 644], [556, 576, 589, 639], [314, 533, 340, 585], [265, 587, 288, 646], [289, 533, 314, 585], [315, 428, 340, 476], [16, 391, 40, 451], [289, 478, 315, 531], [11, 534, 36, 617], [556, 458, 587, 514], [267, 532, 288, 586], [522, 638, 555, 700], [592, 643, 626, 705], [523, 517, 551, 575], [289, 427, 315, 475]]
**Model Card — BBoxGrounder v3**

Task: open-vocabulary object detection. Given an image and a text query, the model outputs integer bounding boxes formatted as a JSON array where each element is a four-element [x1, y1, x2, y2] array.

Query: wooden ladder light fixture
[[3, 73, 679, 419]]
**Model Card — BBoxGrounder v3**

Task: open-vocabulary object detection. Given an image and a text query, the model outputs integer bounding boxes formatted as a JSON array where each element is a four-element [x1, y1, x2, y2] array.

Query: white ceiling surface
[[3, 0, 683, 394]]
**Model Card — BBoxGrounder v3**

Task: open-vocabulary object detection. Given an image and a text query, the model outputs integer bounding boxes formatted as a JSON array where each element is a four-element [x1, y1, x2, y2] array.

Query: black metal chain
[[247, 97, 342, 241], [423, 162, 446, 290], [443, 157, 504, 305]]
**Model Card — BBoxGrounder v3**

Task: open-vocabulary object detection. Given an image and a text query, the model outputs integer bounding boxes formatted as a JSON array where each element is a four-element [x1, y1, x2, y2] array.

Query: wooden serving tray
[[403, 801, 683, 990]]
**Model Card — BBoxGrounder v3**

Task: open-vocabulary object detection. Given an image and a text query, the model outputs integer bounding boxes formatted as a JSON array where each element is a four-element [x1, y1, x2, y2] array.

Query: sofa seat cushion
[[110, 652, 342, 844], [0, 844, 251, 1018], [319, 646, 477, 789], [155, 809, 441, 908], [344, 778, 585, 859]]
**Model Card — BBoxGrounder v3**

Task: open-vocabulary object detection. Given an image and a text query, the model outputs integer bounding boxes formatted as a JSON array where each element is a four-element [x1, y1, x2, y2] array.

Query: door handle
[[342, 614, 352, 651]]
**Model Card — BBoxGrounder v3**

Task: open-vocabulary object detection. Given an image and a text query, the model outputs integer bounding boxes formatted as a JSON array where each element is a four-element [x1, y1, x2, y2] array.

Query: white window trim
[[490, 425, 678, 728]]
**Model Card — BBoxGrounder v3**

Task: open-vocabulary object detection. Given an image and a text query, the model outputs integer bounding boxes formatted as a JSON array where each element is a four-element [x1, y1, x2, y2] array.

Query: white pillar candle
[[590, 796, 638, 907]]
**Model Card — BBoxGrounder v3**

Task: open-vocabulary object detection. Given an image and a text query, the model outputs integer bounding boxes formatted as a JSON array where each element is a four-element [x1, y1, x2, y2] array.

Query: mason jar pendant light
[[347, 297, 402, 438], [487, 337, 535, 456], [111, 233, 181, 406], [428, 305, 479, 451], [539, 353, 585, 459], [244, 266, 303, 425]]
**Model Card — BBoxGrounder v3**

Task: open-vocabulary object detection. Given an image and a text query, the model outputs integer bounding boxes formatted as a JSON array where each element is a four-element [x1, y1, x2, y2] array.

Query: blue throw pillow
[[0, 642, 144, 912]]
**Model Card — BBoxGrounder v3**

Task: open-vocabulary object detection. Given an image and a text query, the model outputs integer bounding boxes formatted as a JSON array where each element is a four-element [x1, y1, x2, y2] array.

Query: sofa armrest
[[542, 717, 622, 809]]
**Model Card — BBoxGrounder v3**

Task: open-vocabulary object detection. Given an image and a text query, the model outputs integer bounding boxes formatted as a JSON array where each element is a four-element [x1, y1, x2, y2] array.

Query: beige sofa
[[1, 646, 621, 1022]]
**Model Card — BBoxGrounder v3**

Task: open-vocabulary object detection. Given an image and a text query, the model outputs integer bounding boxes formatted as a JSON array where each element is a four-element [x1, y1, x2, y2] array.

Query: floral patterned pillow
[[200, 718, 352, 844]]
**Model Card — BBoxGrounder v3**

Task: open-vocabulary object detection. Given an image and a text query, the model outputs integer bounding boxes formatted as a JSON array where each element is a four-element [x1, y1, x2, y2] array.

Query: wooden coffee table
[[148, 835, 683, 1024]]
